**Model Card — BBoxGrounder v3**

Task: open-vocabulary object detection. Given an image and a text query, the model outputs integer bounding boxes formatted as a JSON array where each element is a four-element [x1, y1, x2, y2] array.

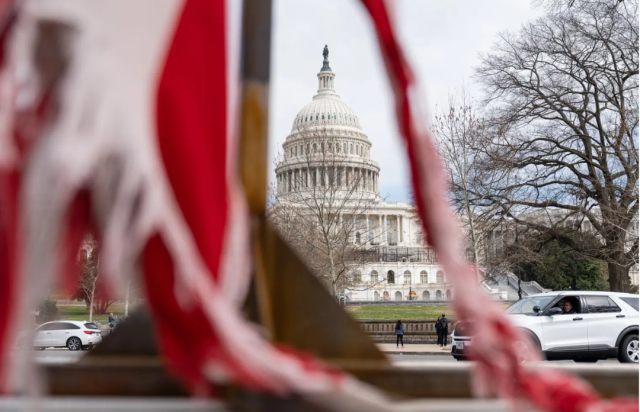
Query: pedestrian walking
[[108, 312, 115, 333], [440, 313, 449, 348], [395, 320, 405, 348], [435, 315, 442, 346]]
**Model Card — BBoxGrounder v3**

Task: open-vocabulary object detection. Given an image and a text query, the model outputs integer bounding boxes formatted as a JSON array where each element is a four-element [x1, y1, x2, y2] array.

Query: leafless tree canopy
[[474, 0, 638, 291], [433, 89, 506, 267]]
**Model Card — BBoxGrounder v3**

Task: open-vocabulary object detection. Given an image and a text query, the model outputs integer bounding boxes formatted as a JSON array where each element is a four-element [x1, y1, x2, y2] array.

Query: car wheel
[[618, 334, 639, 363], [66, 337, 82, 351], [574, 358, 598, 363]]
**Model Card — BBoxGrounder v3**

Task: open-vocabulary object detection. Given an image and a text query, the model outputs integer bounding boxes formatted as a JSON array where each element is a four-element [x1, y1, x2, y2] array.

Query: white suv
[[19, 320, 103, 351], [451, 291, 639, 363]]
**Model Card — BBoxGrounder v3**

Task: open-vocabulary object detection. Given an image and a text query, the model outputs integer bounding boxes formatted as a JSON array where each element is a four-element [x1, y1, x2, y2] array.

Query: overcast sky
[[268, 0, 541, 202]]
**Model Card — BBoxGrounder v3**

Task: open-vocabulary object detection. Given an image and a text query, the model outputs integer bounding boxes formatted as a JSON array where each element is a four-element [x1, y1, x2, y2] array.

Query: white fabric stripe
[[219, 0, 252, 305], [2, 0, 186, 392]]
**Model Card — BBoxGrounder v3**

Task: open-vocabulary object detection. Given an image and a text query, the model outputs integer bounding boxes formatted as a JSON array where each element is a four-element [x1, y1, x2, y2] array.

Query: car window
[[36, 323, 52, 331], [46, 322, 64, 330], [607, 298, 622, 312], [585, 296, 621, 313], [84, 323, 99, 330], [505, 296, 556, 315], [59, 322, 80, 330], [620, 297, 639, 312], [552, 296, 582, 313]]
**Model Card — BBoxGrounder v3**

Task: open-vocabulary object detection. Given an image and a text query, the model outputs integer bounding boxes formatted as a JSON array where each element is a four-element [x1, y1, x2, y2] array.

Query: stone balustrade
[[357, 319, 453, 344]]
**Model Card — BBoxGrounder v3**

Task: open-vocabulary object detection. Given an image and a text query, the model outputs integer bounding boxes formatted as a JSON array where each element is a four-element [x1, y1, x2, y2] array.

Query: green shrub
[[37, 298, 59, 323]]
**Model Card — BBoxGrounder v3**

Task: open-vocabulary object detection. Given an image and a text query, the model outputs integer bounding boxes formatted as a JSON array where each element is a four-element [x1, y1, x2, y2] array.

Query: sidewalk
[[377, 343, 453, 356]]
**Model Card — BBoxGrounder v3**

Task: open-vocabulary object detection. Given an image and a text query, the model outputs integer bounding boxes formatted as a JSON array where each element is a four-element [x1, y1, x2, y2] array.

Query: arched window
[[374, 291, 380, 301], [353, 272, 362, 283], [420, 270, 428, 284], [370, 271, 378, 283], [355, 232, 361, 245], [436, 270, 445, 284], [422, 291, 430, 301], [387, 270, 395, 284], [321, 143, 324, 153], [436, 290, 442, 300], [446, 290, 452, 300], [313, 143, 317, 153], [343, 143, 347, 152], [404, 270, 411, 285], [300, 145, 303, 155], [394, 291, 402, 301], [350, 144, 354, 154], [387, 233, 392, 243], [383, 291, 389, 300], [294, 146, 297, 156], [369, 232, 373, 243]]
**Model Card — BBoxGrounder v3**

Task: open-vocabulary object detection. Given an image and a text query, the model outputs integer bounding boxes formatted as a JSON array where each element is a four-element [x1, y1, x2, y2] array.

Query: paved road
[[12, 349, 86, 364], [20, 349, 631, 367], [388, 354, 626, 365]]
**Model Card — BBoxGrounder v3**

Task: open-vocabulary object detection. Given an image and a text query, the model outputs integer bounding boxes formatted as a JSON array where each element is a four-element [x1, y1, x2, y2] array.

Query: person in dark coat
[[395, 320, 405, 348], [435, 315, 442, 346], [108, 313, 115, 333], [439, 314, 449, 347]]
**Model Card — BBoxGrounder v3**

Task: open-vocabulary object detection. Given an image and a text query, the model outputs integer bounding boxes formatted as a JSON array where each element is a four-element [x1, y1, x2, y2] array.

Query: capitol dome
[[290, 90, 362, 132], [275, 46, 380, 201]]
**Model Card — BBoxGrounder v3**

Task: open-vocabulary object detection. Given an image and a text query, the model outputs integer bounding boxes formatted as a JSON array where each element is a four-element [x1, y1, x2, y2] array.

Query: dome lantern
[[317, 45, 335, 95]]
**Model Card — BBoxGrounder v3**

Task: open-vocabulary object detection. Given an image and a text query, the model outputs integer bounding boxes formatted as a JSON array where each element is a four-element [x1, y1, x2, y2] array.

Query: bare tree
[[78, 237, 100, 322], [269, 129, 386, 298], [474, 0, 639, 291], [433, 88, 505, 268]]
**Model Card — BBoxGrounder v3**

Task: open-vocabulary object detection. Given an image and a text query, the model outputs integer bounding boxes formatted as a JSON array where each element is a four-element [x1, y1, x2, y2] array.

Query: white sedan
[[19, 321, 103, 351]]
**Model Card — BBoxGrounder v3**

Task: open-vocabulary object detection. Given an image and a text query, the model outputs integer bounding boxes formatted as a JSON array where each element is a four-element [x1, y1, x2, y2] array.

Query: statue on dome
[[323, 45, 329, 60]]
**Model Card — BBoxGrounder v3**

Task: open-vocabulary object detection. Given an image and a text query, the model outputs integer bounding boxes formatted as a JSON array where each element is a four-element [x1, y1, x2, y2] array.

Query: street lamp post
[[515, 220, 522, 300]]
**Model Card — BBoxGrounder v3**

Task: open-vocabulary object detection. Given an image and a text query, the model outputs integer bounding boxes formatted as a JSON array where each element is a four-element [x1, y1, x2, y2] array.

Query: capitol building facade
[[272, 50, 460, 302]]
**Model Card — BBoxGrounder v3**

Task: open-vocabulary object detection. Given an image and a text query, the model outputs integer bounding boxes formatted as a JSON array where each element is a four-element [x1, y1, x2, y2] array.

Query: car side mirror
[[533, 306, 541, 314], [547, 307, 562, 316]]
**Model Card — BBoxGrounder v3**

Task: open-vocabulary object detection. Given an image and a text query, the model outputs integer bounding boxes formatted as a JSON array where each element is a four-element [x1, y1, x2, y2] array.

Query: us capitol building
[[272, 47, 459, 302]]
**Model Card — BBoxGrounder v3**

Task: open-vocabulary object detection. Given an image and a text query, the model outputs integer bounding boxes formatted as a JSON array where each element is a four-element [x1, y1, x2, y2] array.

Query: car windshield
[[505, 296, 556, 315]]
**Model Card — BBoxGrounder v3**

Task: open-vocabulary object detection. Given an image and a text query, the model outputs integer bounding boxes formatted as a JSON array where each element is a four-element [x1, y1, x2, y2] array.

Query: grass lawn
[[58, 303, 129, 325], [346, 303, 513, 320], [346, 305, 452, 320]]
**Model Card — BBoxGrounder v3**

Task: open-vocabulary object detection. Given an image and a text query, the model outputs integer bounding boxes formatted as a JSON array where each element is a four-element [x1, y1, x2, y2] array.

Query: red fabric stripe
[[358, 1, 638, 411], [145, 0, 240, 392], [0, 1, 18, 391]]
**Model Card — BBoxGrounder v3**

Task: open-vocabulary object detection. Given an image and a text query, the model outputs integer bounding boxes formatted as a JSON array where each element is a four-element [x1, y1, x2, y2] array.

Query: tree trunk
[[124, 279, 131, 317], [88, 289, 94, 322], [608, 261, 631, 292]]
